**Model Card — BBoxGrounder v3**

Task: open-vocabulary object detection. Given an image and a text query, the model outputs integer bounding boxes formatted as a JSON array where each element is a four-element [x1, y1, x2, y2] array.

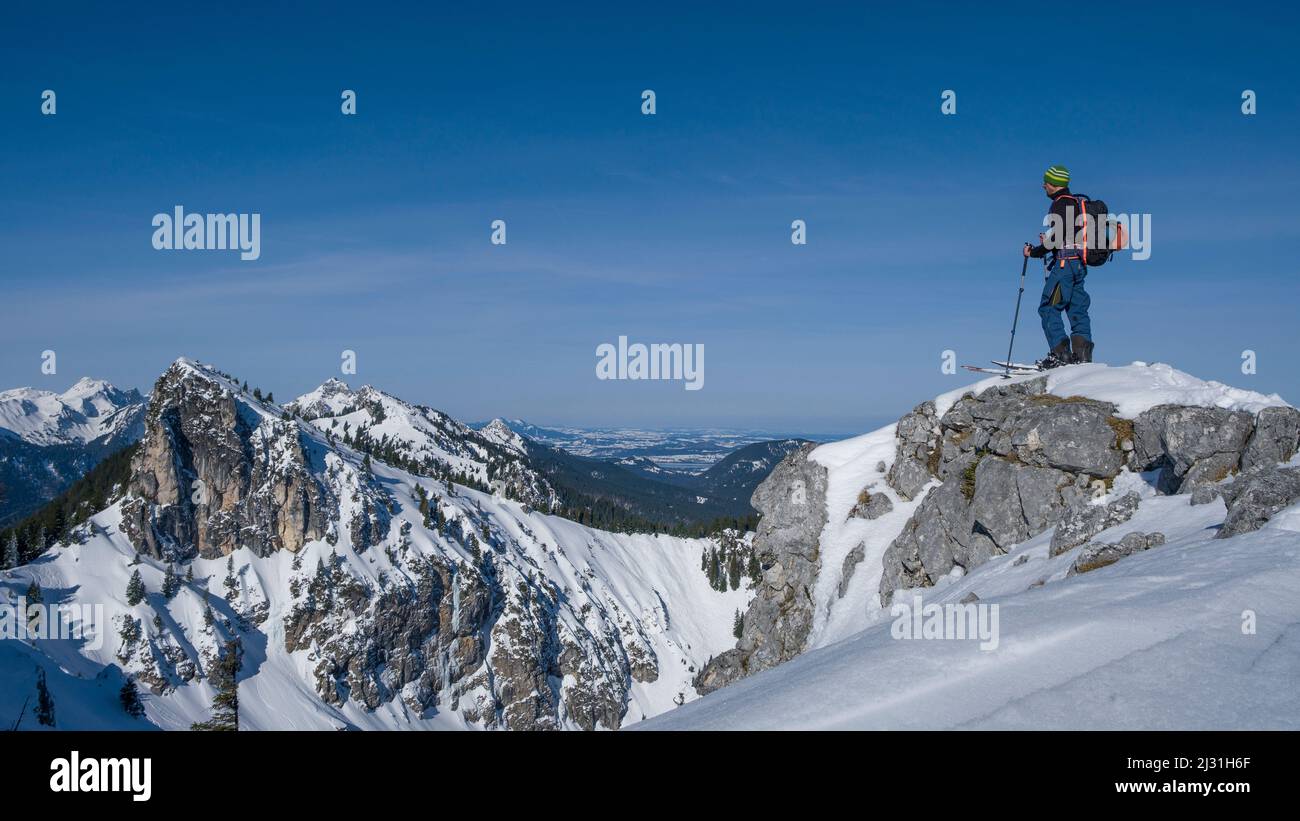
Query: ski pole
[[1003, 248, 1030, 379]]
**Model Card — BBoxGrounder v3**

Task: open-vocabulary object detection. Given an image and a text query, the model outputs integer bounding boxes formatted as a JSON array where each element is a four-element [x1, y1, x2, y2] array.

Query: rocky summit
[[695, 365, 1300, 696]]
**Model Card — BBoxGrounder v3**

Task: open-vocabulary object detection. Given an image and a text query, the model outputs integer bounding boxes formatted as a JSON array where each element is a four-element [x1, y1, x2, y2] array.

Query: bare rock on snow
[[848, 489, 893, 520], [1241, 406, 1300, 473], [1069, 531, 1165, 576], [1217, 466, 1300, 539], [1049, 492, 1141, 556]]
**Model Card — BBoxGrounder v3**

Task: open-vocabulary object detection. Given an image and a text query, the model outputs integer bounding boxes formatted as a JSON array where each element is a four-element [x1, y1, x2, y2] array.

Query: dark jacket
[[1029, 188, 1074, 259]]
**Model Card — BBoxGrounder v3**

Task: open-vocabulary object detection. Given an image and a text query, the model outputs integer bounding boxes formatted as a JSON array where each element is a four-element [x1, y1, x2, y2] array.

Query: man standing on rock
[[1024, 164, 1094, 368]]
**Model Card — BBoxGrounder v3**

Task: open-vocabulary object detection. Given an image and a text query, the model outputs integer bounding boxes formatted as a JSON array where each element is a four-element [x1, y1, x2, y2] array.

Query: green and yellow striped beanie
[[1043, 164, 1071, 187]]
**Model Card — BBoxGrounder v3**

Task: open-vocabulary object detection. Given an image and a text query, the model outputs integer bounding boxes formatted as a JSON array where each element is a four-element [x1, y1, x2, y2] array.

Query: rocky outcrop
[[1049, 492, 1141, 556], [878, 379, 1299, 604], [1131, 405, 1254, 493], [1217, 466, 1300, 538], [1242, 407, 1300, 473], [886, 401, 939, 500], [285, 551, 490, 714], [121, 361, 390, 560], [695, 443, 827, 694], [879, 380, 1113, 602], [1069, 531, 1165, 575], [685, 374, 1300, 702]]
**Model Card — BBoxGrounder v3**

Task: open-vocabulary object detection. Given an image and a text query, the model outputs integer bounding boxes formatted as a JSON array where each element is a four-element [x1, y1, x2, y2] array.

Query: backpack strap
[[1057, 194, 1090, 265]]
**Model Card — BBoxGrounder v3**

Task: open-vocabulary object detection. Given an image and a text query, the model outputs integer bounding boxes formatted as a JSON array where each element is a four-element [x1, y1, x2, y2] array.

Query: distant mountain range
[[0, 378, 144, 526], [484, 419, 832, 473]]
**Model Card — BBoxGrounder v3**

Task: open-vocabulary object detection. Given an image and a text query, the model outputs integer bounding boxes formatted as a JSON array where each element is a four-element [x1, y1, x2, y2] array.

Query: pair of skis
[[962, 359, 1043, 377]]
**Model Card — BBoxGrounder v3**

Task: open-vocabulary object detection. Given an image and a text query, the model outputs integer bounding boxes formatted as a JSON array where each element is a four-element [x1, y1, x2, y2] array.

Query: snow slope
[[642, 493, 1300, 730]]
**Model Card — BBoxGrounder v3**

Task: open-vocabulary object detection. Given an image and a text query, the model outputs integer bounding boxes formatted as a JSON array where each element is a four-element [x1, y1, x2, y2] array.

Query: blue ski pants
[[1039, 257, 1091, 349]]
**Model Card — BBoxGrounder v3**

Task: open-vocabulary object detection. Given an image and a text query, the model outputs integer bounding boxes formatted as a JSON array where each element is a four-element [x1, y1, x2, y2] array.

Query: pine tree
[[185, 563, 194, 583], [4, 533, 20, 569], [202, 595, 215, 627], [35, 668, 55, 727], [732, 609, 744, 639], [223, 556, 237, 602], [253, 387, 262, 401], [266, 391, 273, 403], [162, 564, 179, 599], [120, 678, 145, 717], [728, 552, 741, 591], [125, 569, 146, 606], [25, 580, 42, 605], [118, 615, 142, 648], [192, 639, 242, 731]]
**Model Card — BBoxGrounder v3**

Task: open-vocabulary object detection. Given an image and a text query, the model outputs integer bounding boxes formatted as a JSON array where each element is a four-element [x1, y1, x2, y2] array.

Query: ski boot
[[1071, 335, 1094, 364], [1035, 339, 1072, 370]]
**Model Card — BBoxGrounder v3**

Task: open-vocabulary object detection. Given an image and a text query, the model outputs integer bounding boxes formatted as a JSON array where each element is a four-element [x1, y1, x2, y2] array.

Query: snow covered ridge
[[1, 357, 750, 730], [936, 361, 1288, 419], [285, 379, 561, 511], [0, 377, 144, 446], [688, 362, 1300, 724]]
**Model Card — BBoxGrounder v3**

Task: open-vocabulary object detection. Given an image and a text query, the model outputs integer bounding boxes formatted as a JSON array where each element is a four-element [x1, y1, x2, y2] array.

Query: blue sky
[[2, 2, 1298, 433]]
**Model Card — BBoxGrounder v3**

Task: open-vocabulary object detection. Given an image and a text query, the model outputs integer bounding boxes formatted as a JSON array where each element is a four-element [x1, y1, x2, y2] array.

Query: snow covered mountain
[[2, 359, 749, 730], [286, 380, 561, 511], [648, 362, 1300, 729], [286, 382, 780, 530], [0, 378, 144, 447], [0, 378, 144, 525]]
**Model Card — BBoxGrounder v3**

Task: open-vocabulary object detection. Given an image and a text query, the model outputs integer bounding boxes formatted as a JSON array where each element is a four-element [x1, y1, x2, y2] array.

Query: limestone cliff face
[[121, 361, 374, 560], [696, 444, 827, 694]]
